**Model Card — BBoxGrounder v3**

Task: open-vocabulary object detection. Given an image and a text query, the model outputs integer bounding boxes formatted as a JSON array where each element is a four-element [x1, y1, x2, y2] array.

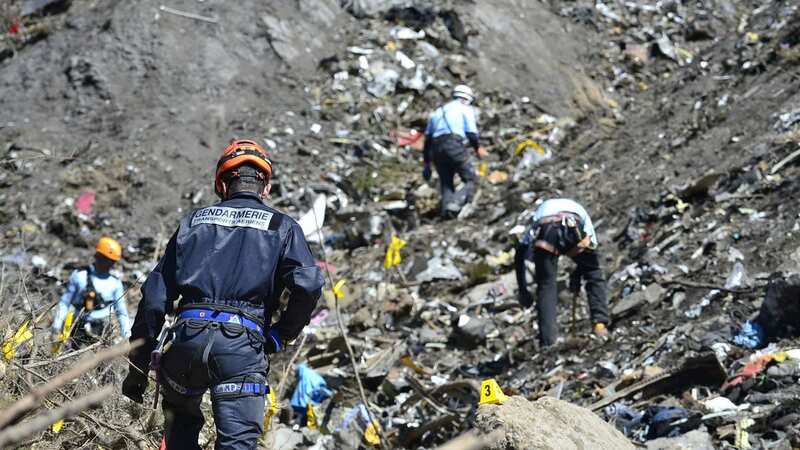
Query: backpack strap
[[83, 266, 110, 308], [440, 106, 455, 136], [84, 266, 95, 293]]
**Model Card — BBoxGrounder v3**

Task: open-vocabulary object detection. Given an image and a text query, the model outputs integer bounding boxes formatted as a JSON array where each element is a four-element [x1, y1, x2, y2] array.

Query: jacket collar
[[89, 264, 111, 278], [227, 191, 262, 202]]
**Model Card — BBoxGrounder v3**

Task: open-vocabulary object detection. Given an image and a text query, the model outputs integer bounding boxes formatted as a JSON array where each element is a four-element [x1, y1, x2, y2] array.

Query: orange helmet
[[95, 237, 122, 261], [214, 139, 273, 197]]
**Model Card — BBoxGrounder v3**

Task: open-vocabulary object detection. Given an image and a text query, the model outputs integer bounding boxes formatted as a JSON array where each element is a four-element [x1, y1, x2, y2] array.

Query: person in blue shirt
[[122, 140, 323, 450], [514, 198, 610, 347], [423, 84, 487, 219], [51, 237, 130, 344]]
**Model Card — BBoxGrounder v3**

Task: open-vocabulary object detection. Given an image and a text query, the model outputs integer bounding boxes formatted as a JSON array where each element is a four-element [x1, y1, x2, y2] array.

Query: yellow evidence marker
[[479, 379, 509, 406]]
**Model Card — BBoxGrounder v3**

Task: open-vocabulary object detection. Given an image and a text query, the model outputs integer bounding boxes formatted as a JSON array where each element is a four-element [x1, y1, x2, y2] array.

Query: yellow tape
[[263, 387, 279, 434], [306, 403, 318, 430], [514, 140, 545, 157], [383, 235, 407, 269], [51, 419, 64, 433], [676, 47, 694, 62], [3, 319, 34, 361], [332, 279, 347, 300], [52, 310, 75, 355], [364, 421, 381, 446], [400, 355, 427, 375], [735, 417, 754, 449]]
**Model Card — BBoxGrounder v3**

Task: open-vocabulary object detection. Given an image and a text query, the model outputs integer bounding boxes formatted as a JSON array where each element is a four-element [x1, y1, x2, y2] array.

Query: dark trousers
[[71, 319, 106, 348], [159, 320, 268, 450], [533, 223, 609, 346], [432, 136, 476, 218]]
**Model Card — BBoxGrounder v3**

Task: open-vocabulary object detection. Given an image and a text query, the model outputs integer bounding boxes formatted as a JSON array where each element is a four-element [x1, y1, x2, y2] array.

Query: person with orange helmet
[[123, 139, 323, 450], [51, 236, 130, 345]]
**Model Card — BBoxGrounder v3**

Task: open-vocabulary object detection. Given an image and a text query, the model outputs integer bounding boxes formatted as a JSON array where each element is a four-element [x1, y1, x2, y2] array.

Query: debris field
[[1, 0, 800, 449]]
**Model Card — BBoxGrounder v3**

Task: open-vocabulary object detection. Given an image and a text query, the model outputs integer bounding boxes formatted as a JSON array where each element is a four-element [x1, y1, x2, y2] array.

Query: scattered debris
[[2, 0, 800, 448], [157, 5, 218, 24]]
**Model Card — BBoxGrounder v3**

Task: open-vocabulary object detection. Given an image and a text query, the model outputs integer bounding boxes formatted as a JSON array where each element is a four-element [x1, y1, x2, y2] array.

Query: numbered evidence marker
[[479, 379, 509, 406]]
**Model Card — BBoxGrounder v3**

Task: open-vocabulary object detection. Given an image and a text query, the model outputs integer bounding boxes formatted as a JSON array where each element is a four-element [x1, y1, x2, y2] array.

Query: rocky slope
[[1, 0, 799, 448]]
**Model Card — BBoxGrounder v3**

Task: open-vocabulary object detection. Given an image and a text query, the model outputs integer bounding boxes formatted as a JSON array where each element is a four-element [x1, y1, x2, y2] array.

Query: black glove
[[265, 329, 283, 354], [518, 290, 534, 308], [422, 164, 432, 181], [122, 367, 148, 403]]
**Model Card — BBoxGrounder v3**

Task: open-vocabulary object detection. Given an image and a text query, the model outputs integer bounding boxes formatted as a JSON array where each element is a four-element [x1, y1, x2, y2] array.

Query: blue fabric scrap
[[733, 320, 765, 349]]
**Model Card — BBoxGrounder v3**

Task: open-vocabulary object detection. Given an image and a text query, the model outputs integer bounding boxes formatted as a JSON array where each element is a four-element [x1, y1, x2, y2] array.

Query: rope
[[309, 194, 389, 450]]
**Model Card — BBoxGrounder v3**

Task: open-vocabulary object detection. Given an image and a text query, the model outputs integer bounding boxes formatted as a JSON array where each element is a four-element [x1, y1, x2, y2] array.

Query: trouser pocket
[[161, 320, 217, 390]]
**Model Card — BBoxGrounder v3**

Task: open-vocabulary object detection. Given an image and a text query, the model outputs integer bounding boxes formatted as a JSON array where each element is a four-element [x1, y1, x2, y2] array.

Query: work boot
[[442, 202, 461, 220], [592, 323, 609, 339]]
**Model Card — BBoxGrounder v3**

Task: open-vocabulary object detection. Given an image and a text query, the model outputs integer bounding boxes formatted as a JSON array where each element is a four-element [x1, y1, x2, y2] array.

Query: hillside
[[1, 0, 799, 448]]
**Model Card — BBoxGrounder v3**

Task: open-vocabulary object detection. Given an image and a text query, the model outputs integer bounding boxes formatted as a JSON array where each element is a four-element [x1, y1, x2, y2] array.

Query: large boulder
[[755, 272, 800, 341], [646, 429, 715, 450], [474, 396, 636, 450]]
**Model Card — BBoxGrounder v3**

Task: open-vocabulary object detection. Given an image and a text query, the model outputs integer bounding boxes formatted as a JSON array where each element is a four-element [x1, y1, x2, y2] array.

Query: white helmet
[[452, 84, 475, 103]]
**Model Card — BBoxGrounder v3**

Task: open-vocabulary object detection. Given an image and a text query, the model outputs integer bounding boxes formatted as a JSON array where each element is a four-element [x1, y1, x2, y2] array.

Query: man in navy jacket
[[122, 139, 324, 450]]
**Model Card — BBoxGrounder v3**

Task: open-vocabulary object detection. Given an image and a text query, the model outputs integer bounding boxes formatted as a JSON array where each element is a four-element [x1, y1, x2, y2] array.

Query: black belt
[[432, 133, 463, 144], [534, 213, 590, 257]]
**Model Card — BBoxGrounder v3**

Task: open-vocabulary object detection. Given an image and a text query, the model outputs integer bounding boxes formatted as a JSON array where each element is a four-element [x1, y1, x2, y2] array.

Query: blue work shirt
[[528, 198, 599, 248], [424, 100, 479, 140], [52, 265, 130, 337]]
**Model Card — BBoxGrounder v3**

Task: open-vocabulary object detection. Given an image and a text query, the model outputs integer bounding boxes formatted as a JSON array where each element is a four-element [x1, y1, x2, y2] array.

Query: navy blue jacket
[[130, 191, 324, 371]]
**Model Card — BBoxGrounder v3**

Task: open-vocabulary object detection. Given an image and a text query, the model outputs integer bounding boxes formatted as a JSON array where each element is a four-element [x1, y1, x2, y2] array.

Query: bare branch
[[275, 333, 308, 401], [23, 342, 101, 369], [0, 339, 142, 429], [334, 297, 389, 450], [0, 386, 113, 448]]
